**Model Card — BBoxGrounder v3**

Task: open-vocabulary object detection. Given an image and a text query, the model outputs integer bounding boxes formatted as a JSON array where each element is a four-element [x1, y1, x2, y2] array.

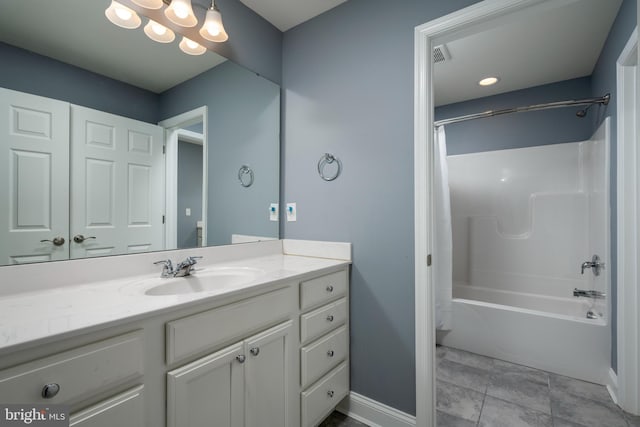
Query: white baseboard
[[607, 368, 619, 405], [337, 392, 416, 427]]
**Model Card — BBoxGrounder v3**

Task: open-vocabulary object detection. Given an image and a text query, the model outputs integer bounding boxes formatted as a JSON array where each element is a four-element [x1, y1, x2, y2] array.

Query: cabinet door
[[167, 343, 245, 427], [70, 386, 144, 427], [244, 320, 297, 427]]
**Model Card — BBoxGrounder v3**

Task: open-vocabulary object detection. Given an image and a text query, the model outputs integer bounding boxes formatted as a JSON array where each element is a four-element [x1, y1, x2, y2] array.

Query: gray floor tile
[[437, 379, 484, 423], [479, 396, 552, 427], [437, 358, 491, 393], [626, 411, 640, 427], [319, 411, 368, 427], [437, 410, 477, 427], [486, 374, 551, 414], [440, 346, 495, 371], [491, 358, 549, 386], [549, 373, 612, 403], [550, 388, 627, 427]]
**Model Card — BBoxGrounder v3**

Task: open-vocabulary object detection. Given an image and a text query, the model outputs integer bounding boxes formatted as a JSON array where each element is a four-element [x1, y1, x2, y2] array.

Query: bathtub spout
[[573, 288, 606, 299]]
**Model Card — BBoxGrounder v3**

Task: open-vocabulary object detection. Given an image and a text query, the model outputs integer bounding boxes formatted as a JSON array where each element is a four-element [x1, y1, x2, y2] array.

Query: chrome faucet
[[174, 256, 203, 277], [153, 259, 175, 278], [573, 288, 606, 299]]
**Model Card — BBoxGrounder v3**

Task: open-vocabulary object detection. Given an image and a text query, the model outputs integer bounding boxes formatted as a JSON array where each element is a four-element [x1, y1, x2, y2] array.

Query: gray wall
[[160, 61, 280, 246], [0, 42, 160, 123], [589, 0, 637, 373], [177, 141, 204, 249], [282, 0, 481, 415], [435, 77, 593, 155]]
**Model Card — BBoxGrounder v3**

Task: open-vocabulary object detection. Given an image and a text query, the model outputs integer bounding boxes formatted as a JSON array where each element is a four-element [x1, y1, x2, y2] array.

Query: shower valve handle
[[580, 255, 604, 276]]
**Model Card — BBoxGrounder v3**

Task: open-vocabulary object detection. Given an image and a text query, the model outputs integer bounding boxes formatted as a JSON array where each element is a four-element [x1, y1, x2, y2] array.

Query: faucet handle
[[154, 259, 174, 277], [154, 259, 173, 267], [185, 256, 202, 265]]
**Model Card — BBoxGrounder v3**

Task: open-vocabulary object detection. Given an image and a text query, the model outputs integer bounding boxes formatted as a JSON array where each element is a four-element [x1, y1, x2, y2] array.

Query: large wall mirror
[[0, 0, 280, 267]]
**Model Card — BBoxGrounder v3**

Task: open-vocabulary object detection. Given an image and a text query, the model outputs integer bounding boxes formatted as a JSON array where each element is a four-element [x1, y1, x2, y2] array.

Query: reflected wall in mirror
[[0, 0, 280, 267]]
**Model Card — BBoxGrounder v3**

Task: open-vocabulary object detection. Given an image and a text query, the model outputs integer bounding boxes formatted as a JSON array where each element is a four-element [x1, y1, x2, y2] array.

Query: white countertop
[[0, 240, 351, 355]]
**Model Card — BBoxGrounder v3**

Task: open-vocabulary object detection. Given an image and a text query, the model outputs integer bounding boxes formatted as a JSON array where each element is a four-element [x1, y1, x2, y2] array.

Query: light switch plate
[[286, 203, 297, 222], [185, 208, 191, 216], [269, 203, 279, 221]]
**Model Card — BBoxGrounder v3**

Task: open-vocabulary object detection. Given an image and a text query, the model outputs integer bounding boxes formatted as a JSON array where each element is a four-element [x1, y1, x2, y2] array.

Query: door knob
[[40, 237, 65, 246], [73, 235, 96, 244]]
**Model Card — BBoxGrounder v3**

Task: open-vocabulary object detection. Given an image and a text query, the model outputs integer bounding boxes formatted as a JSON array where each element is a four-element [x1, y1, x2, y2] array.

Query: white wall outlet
[[286, 203, 297, 222], [185, 208, 191, 216], [269, 203, 279, 221]]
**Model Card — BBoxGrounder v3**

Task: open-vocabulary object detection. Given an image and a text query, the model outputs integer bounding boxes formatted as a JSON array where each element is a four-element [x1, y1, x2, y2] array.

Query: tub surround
[[0, 239, 351, 355]]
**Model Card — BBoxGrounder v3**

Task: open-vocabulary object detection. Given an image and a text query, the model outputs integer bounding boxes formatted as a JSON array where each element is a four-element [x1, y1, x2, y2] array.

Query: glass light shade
[[144, 19, 175, 43], [105, 0, 141, 29], [165, 0, 197, 27], [198, 6, 228, 42], [179, 37, 206, 55], [131, 0, 164, 9]]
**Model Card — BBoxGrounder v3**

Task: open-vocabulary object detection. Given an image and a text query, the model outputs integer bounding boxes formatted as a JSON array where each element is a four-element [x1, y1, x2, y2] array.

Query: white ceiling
[[433, 0, 623, 106], [238, 0, 348, 31]]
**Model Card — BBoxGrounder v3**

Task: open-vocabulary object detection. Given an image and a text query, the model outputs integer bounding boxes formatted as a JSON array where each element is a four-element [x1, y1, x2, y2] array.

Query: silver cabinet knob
[[73, 235, 96, 244], [326, 285, 334, 293], [41, 383, 60, 399], [327, 390, 335, 398], [250, 347, 260, 356], [236, 355, 246, 363], [327, 350, 335, 357], [326, 315, 334, 322], [40, 237, 65, 246]]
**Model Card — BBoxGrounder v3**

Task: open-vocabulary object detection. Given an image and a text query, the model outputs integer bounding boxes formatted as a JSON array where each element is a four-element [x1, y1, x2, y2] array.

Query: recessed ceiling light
[[479, 77, 500, 86]]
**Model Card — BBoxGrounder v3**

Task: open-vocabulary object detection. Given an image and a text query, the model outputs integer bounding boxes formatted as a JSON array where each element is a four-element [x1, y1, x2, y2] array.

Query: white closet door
[[70, 105, 164, 259], [0, 88, 70, 265]]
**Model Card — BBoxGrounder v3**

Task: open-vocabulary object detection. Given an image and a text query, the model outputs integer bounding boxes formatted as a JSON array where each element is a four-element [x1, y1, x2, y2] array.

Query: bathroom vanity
[[0, 240, 351, 427]]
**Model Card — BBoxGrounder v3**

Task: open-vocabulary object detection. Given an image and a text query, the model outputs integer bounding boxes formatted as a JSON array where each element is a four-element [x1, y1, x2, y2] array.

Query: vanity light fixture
[[199, 1, 229, 42], [165, 0, 198, 27], [179, 36, 206, 55], [131, 0, 164, 9], [144, 19, 176, 43], [105, 0, 142, 29], [478, 76, 500, 87]]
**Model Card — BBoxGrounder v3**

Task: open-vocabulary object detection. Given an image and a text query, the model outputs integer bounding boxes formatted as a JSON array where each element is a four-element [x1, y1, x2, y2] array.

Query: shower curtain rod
[[434, 93, 610, 127]]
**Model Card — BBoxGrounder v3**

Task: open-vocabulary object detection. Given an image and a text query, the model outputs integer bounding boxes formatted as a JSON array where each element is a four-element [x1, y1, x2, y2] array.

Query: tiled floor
[[318, 346, 640, 427], [437, 345, 639, 427]]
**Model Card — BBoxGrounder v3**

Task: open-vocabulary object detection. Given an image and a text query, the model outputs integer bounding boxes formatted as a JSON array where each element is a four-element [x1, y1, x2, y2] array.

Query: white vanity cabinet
[[298, 268, 350, 427], [0, 331, 145, 426], [166, 286, 298, 427]]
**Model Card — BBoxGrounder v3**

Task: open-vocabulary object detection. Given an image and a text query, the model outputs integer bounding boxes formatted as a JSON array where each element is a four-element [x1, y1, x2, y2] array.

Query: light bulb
[[144, 19, 175, 43], [179, 37, 206, 55], [105, 1, 141, 29], [186, 39, 198, 49], [207, 24, 221, 37], [174, 4, 189, 19]]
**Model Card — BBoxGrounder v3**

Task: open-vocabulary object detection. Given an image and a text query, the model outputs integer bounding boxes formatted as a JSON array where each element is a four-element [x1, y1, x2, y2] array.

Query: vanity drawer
[[301, 362, 349, 427], [0, 331, 143, 405], [70, 385, 144, 426], [167, 286, 294, 364], [300, 269, 348, 311], [301, 325, 348, 388], [300, 298, 347, 344]]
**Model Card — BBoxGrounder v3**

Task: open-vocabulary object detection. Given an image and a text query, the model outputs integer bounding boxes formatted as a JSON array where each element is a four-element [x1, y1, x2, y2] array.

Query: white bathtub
[[437, 284, 610, 384]]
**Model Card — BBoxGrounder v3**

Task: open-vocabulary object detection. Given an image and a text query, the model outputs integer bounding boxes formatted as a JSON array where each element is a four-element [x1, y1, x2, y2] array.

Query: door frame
[[159, 106, 208, 249], [414, 1, 601, 425], [616, 27, 639, 415]]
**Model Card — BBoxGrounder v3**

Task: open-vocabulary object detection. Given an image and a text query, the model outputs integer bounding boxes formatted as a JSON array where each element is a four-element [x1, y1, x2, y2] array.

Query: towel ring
[[238, 165, 254, 188], [318, 153, 342, 181]]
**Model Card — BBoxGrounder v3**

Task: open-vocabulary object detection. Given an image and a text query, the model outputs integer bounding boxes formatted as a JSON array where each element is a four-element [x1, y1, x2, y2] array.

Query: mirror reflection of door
[[176, 124, 204, 249]]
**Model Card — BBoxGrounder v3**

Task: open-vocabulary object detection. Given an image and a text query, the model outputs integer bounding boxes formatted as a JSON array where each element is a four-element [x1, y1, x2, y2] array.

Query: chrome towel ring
[[318, 153, 342, 181], [238, 165, 254, 187]]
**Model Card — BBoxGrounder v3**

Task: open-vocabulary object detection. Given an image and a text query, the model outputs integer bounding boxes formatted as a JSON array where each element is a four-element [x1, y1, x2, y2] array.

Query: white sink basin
[[143, 266, 264, 296]]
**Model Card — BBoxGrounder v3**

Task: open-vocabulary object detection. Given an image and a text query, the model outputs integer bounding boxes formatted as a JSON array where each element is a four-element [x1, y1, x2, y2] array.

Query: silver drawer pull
[[236, 355, 246, 363], [326, 285, 334, 293], [250, 347, 260, 356], [327, 350, 335, 357], [41, 383, 60, 399], [327, 390, 335, 398], [326, 315, 334, 322]]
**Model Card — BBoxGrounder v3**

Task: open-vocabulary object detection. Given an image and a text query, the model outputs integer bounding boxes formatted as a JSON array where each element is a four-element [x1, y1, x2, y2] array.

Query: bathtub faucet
[[573, 288, 606, 299]]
